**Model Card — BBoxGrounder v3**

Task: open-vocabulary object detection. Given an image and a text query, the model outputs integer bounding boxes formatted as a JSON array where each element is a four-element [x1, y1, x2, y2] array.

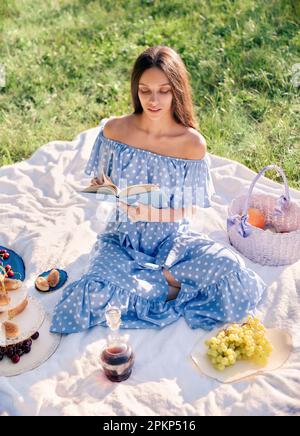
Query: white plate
[[0, 286, 28, 313], [190, 327, 293, 384], [0, 296, 45, 346], [0, 313, 61, 377]]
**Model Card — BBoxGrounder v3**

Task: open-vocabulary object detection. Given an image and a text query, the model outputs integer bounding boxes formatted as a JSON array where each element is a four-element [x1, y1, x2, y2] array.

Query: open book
[[80, 173, 169, 208]]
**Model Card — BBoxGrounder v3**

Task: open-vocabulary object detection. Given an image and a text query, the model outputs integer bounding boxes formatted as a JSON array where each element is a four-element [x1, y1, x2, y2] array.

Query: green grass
[[0, 0, 300, 188]]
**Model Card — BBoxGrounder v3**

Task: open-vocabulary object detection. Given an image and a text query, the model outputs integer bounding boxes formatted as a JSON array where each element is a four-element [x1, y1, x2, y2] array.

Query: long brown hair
[[130, 46, 199, 130]]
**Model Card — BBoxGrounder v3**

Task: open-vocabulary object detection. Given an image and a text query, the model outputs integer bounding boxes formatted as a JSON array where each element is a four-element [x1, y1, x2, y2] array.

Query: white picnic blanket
[[0, 124, 299, 416]]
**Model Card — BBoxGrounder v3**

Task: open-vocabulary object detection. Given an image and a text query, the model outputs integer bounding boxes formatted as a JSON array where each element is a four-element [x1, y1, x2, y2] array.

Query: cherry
[[23, 339, 32, 348], [6, 347, 15, 358], [2, 262, 15, 278], [3, 253, 9, 260], [11, 355, 20, 364], [1, 336, 36, 364], [11, 354, 20, 363]]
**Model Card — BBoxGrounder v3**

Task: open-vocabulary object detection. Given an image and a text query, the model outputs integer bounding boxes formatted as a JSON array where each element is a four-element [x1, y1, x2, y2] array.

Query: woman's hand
[[90, 177, 103, 187], [118, 201, 157, 223], [89, 173, 113, 187]]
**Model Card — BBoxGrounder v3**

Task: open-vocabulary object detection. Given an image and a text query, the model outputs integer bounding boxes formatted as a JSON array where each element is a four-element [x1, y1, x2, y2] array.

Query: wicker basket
[[227, 164, 300, 266]]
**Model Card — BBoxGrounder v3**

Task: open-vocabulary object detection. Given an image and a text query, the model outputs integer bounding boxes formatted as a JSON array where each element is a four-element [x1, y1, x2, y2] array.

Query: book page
[[80, 172, 119, 194], [119, 184, 159, 197]]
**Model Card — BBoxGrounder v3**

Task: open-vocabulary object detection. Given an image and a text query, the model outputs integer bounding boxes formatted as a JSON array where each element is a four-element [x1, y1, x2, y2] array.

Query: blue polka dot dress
[[50, 118, 266, 334]]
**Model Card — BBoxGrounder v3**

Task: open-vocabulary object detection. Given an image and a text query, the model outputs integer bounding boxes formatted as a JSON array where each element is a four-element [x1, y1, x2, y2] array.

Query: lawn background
[[0, 0, 299, 188]]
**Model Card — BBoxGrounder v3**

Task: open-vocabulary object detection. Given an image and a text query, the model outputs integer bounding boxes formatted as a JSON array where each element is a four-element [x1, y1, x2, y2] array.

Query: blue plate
[[0, 245, 26, 281], [35, 269, 68, 293]]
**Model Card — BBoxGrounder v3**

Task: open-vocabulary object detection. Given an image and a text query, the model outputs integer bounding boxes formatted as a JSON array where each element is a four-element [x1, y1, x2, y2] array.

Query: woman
[[50, 46, 266, 334]]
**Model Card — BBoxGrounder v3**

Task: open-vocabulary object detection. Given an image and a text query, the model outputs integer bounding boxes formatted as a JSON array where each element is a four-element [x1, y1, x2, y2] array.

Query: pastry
[[47, 269, 60, 288], [4, 321, 20, 339], [3, 278, 22, 291], [0, 293, 10, 306], [8, 297, 28, 320], [35, 276, 50, 292]]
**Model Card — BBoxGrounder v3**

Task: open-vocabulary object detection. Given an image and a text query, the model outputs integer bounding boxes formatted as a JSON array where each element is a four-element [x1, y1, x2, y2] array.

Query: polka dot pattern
[[50, 119, 267, 334]]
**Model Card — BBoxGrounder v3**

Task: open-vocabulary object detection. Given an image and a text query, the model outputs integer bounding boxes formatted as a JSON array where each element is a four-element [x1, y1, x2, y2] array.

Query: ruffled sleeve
[[170, 155, 215, 209], [84, 118, 109, 177]]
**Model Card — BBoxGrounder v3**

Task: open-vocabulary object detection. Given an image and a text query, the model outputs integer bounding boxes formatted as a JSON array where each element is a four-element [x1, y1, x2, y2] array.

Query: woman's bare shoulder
[[183, 128, 207, 160], [103, 115, 130, 141], [103, 115, 207, 160]]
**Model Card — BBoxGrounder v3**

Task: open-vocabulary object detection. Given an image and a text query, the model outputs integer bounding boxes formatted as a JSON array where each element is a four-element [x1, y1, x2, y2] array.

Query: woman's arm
[[119, 202, 196, 223]]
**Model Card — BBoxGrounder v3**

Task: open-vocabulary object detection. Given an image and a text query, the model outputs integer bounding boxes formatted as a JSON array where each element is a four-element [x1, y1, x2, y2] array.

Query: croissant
[[3, 278, 22, 291], [8, 297, 28, 320], [35, 276, 50, 292], [0, 292, 11, 306], [4, 321, 20, 339], [47, 269, 60, 288]]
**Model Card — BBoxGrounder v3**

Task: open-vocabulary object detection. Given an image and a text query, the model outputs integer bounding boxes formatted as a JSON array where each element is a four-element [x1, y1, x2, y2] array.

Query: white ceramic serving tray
[[0, 296, 45, 346], [0, 313, 61, 377], [0, 286, 28, 313], [190, 326, 293, 384]]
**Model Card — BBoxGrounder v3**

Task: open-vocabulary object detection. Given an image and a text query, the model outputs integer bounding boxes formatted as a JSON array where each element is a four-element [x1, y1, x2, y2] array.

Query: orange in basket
[[247, 208, 266, 229], [227, 164, 300, 266]]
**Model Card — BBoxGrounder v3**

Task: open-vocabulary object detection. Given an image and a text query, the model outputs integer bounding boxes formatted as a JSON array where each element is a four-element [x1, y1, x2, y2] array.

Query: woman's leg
[[161, 232, 266, 329], [162, 267, 181, 287], [162, 267, 181, 301]]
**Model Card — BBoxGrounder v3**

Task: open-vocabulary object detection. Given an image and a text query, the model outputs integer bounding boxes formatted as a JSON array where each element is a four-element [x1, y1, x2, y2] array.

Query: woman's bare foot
[[162, 267, 181, 288], [166, 285, 181, 301]]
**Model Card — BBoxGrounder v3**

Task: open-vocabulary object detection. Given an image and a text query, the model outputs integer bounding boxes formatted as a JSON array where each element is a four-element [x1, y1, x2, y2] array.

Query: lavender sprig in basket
[[227, 164, 300, 266]]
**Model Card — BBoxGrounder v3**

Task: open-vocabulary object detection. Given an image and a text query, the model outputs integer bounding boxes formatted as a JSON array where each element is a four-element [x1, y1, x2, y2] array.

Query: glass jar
[[100, 341, 134, 382], [100, 305, 135, 382]]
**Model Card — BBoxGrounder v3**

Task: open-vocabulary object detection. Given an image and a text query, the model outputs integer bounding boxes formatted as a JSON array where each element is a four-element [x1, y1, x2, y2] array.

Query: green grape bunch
[[205, 316, 273, 371]]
